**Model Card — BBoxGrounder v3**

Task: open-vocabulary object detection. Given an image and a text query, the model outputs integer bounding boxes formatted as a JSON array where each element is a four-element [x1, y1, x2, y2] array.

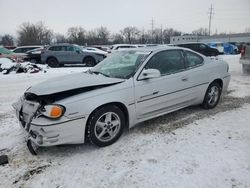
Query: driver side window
[[144, 50, 185, 75]]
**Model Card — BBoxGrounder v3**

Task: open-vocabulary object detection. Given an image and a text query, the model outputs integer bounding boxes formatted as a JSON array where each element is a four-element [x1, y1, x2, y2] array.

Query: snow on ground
[[0, 55, 250, 188]]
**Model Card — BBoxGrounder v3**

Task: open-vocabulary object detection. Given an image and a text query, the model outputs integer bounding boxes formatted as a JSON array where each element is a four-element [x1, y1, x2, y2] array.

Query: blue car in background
[[223, 43, 238, 54], [209, 42, 238, 54]]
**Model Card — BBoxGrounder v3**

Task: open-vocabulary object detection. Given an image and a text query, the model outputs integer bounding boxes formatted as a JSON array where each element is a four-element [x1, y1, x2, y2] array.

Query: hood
[[26, 72, 124, 97]]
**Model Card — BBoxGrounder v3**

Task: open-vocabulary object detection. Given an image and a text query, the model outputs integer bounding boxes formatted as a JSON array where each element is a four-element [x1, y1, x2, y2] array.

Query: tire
[[83, 56, 96, 67], [47, 58, 59, 68], [202, 82, 222, 109], [87, 105, 125, 147]]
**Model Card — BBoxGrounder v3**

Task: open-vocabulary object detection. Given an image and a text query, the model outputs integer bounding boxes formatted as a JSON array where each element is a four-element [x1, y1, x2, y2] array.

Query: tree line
[[0, 21, 216, 46]]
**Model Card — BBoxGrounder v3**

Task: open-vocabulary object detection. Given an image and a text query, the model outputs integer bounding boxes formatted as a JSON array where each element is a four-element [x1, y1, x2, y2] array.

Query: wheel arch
[[211, 78, 223, 89], [85, 102, 129, 141], [46, 56, 58, 64], [83, 55, 96, 63]]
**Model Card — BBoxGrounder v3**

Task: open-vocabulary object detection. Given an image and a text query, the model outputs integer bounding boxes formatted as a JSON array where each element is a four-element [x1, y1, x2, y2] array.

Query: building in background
[[170, 33, 250, 44]]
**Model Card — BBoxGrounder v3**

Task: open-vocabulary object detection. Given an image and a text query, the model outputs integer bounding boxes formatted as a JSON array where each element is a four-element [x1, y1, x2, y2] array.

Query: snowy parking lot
[[0, 55, 250, 188]]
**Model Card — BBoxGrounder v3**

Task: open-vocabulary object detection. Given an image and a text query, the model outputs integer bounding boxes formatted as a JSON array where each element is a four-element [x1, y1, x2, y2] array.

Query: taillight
[[241, 46, 246, 58]]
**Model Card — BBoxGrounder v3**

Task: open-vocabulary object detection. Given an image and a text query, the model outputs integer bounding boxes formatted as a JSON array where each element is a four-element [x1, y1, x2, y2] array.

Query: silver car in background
[[41, 43, 105, 67], [13, 46, 230, 154]]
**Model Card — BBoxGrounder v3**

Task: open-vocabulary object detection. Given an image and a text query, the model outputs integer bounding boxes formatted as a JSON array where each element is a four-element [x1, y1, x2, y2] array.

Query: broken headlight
[[40, 105, 65, 119]]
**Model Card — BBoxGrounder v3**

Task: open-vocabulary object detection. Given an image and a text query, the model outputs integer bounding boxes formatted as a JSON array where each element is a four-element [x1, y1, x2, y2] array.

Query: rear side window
[[185, 51, 203, 68], [13, 48, 22, 53], [49, 46, 67, 51], [49, 46, 61, 51]]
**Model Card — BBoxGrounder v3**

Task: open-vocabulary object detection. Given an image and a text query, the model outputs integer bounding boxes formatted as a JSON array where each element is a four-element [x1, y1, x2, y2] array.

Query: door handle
[[181, 76, 189, 81], [140, 91, 159, 98]]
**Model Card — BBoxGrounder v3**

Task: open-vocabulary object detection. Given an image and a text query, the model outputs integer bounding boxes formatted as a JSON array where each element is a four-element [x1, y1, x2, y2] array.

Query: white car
[[81, 47, 108, 57], [108, 44, 138, 53], [13, 46, 230, 154]]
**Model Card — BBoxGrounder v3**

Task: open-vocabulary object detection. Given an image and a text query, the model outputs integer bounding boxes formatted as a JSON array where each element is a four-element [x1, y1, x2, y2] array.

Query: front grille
[[24, 92, 39, 101]]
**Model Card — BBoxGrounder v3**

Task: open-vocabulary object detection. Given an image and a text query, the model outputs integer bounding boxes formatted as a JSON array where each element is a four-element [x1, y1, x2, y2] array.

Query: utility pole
[[208, 4, 214, 36], [151, 18, 154, 43]]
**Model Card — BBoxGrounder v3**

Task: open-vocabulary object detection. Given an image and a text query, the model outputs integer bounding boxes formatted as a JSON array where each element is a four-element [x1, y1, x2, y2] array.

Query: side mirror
[[139, 69, 161, 80], [76, 50, 81, 54]]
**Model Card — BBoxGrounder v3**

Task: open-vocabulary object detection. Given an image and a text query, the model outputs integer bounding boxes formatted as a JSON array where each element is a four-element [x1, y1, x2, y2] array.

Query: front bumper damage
[[12, 97, 87, 155]]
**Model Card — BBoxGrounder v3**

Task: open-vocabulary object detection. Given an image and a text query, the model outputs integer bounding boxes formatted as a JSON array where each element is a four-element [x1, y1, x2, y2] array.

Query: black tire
[[83, 56, 96, 67], [27, 140, 38, 155], [202, 82, 222, 109], [47, 58, 59, 68], [87, 105, 125, 147]]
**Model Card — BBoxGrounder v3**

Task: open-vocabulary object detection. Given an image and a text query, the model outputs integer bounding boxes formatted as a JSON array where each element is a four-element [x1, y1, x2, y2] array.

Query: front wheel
[[87, 105, 125, 147], [202, 82, 222, 109], [47, 58, 59, 68], [83, 57, 96, 67]]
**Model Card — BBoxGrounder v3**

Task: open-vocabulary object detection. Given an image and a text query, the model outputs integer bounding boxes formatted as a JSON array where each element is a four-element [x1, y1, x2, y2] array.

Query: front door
[[134, 50, 196, 120]]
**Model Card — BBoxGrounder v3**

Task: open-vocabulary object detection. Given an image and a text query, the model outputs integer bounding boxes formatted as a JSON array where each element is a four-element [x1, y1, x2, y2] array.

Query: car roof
[[15, 45, 42, 48], [116, 45, 187, 52], [176, 42, 208, 45]]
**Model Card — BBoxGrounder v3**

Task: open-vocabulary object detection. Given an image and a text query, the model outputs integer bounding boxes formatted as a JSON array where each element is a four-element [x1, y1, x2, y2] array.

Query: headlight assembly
[[40, 105, 65, 119]]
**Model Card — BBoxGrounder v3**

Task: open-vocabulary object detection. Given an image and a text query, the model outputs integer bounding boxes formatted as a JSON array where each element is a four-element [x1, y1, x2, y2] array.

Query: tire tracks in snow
[[134, 94, 250, 134]]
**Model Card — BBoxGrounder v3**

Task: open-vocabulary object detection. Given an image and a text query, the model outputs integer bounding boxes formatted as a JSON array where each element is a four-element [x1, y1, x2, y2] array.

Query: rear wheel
[[47, 58, 59, 68], [202, 82, 222, 109], [83, 57, 96, 67], [87, 105, 125, 147]]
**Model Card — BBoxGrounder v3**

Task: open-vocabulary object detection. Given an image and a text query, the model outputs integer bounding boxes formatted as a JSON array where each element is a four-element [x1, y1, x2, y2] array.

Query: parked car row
[[5, 41, 248, 68]]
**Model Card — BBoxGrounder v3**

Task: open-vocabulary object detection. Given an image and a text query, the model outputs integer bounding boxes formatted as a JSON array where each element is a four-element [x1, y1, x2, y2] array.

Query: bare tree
[[1, 34, 14, 46], [17, 22, 53, 45], [152, 28, 162, 44], [192, 27, 209, 36], [86, 29, 98, 45], [67, 26, 86, 45], [163, 28, 181, 44], [121, 27, 140, 44], [96, 26, 110, 44], [53, 33, 67, 43], [111, 33, 124, 44]]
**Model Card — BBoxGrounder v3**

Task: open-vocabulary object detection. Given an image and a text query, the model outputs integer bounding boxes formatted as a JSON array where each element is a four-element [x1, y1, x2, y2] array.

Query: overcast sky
[[0, 0, 249, 36]]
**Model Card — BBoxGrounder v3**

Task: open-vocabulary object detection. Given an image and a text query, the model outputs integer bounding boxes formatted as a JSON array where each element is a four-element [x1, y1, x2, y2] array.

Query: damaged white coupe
[[13, 46, 230, 154]]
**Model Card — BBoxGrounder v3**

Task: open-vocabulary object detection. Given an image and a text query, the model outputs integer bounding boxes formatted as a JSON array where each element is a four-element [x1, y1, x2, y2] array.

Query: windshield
[[90, 50, 151, 79]]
